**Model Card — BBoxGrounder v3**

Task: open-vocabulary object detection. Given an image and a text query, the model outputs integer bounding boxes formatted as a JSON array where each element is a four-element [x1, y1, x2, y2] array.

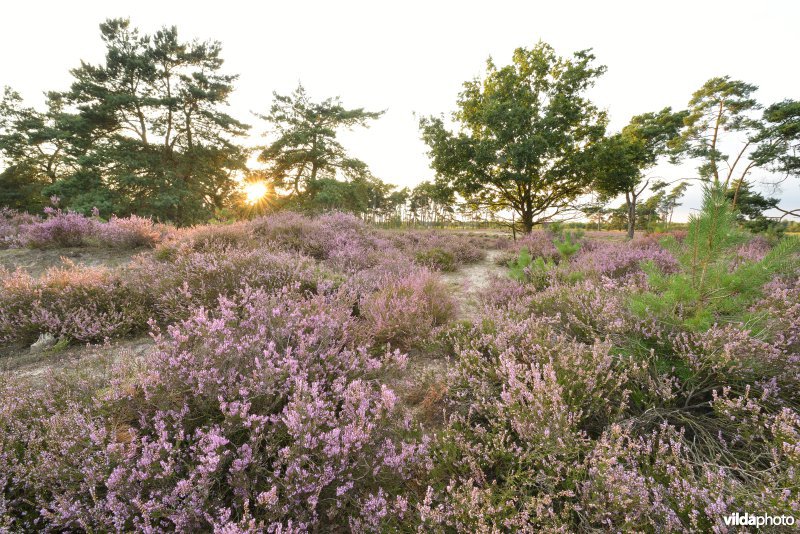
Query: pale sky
[[2, 0, 799, 221]]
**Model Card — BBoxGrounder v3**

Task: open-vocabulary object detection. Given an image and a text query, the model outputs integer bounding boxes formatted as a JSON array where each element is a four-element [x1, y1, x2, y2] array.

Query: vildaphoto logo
[[723, 512, 795, 528]]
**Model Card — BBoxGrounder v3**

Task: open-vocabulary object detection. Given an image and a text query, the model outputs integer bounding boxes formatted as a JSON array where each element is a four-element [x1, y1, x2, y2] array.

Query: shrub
[[386, 231, 486, 270], [156, 221, 254, 257], [416, 251, 800, 531], [2, 207, 798, 532], [98, 215, 165, 248], [507, 248, 558, 289], [17, 208, 97, 248], [630, 187, 799, 330], [553, 229, 583, 260], [357, 266, 455, 350], [131, 246, 328, 322], [0, 208, 40, 248], [415, 247, 456, 272], [496, 231, 560, 267], [0, 263, 150, 344], [570, 240, 678, 280], [0, 287, 427, 531], [251, 211, 333, 259], [250, 211, 389, 273]]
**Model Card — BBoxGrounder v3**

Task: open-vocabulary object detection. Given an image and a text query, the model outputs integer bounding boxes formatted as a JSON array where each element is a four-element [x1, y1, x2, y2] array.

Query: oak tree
[[420, 42, 607, 233]]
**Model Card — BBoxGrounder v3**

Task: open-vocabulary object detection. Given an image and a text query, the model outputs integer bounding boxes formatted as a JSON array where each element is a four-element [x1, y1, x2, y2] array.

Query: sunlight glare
[[243, 181, 268, 204]]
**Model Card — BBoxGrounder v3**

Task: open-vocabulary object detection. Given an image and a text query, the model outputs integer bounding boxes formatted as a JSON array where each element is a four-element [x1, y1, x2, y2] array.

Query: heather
[[0, 207, 41, 247], [2, 13, 799, 531], [0, 262, 150, 344], [2, 205, 167, 250], [382, 230, 489, 271], [1, 207, 799, 532]]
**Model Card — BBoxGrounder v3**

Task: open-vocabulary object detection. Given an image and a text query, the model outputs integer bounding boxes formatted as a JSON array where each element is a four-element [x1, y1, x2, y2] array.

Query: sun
[[243, 181, 268, 204]]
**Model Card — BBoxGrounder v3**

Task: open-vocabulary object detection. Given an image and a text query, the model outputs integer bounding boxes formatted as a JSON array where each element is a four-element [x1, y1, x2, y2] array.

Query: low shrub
[[0, 287, 427, 531], [415, 247, 456, 272], [131, 246, 328, 322], [356, 265, 455, 350], [156, 221, 255, 257], [98, 215, 166, 248], [0, 263, 149, 344], [570, 239, 678, 280], [0, 208, 40, 248], [495, 231, 560, 266], [17, 208, 98, 248], [386, 231, 486, 270]]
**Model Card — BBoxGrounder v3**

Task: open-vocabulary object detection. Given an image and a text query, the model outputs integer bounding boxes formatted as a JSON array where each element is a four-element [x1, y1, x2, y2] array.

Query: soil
[[1, 335, 155, 383], [441, 249, 506, 320], [0, 246, 147, 277]]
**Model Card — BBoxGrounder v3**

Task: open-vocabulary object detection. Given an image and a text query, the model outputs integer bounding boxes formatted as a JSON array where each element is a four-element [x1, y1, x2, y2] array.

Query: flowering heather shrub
[[750, 273, 800, 359], [0, 263, 149, 344], [250, 211, 390, 273], [494, 230, 560, 267], [416, 289, 800, 530], [732, 235, 772, 267], [17, 208, 98, 248], [5, 208, 170, 250], [0, 287, 427, 531], [480, 274, 657, 344], [155, 221, 255, 258], [132, 246, 328, 322], [570, 239, 679, 279], [415, 314, 622, 530], [98, 214, 166, 248], [384, 231, 487, 271], [251, 211, 335, 259], [352, 263, 455, 350], [579, 423, 740, 532], [0, 207, 41, 248], [414, 247, 456, 271], [1, 208, 798, 532]]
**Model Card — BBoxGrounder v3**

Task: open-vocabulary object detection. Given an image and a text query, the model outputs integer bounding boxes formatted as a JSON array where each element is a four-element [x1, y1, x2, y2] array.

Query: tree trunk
[[626, 191, 636, 239], [521, 209, 534, 234], [512, 211, 517, 241]]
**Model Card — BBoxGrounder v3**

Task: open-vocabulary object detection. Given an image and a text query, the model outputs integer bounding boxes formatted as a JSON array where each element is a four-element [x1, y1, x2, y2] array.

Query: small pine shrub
[[507, 248, 557, 289], [630, 186, 799, 330], [553, 230, 582, 260]]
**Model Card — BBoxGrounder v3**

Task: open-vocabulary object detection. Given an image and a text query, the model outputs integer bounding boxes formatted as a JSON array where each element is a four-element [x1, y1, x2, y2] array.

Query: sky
[[1, 0, 798, 221]]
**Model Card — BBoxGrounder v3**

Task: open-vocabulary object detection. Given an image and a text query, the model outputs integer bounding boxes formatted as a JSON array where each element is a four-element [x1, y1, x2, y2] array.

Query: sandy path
[[441, 249, 506, 321]]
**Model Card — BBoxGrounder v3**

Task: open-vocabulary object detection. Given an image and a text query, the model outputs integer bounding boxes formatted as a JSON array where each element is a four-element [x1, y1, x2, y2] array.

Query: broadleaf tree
[[420, 42, 608, 233], [593, 107, 687, 238]]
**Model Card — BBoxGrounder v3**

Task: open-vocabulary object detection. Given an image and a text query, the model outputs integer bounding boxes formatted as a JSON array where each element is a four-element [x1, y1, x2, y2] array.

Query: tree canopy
[[1, 23, 799, 230], [257, 84, 383, 199], [420, 42, 608, 232], [593, 107, 686, 237], [1, 19, 249, 225]]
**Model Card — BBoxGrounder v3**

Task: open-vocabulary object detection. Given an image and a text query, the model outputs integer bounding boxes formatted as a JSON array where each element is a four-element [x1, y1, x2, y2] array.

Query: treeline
[[0, 19, 425, 226], [1, 20, 799, 235], [420, 43, 800, 237]]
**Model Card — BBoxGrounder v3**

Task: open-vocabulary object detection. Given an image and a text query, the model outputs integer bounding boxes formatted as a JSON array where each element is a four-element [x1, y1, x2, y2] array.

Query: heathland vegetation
[[0, 18, 799, 533]]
